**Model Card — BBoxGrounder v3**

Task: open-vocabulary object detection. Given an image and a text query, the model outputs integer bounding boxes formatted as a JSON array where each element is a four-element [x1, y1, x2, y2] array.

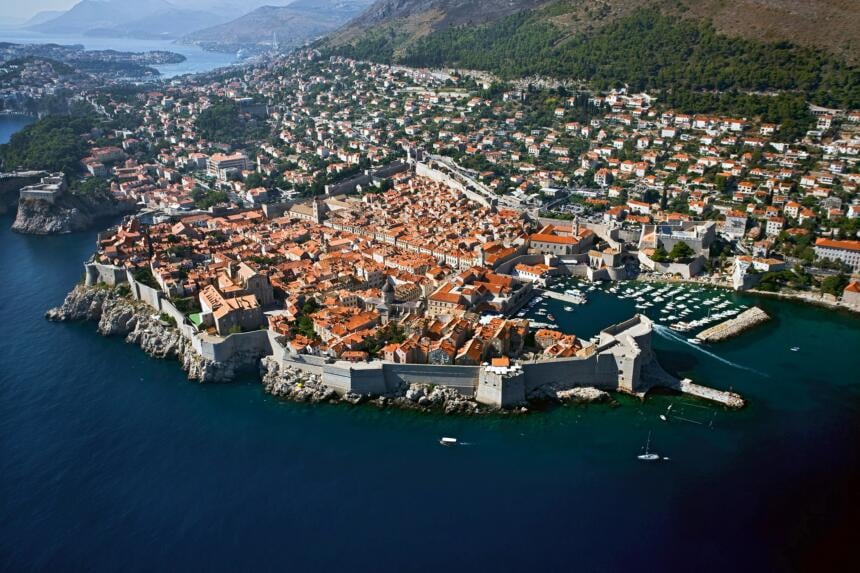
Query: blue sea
[[0, 30, 236, 78], [2, 117, 860, 571]]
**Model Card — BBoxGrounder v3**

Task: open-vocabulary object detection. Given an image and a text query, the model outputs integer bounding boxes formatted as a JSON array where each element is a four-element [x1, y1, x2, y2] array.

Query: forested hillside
[[328, 4, 859, 116]]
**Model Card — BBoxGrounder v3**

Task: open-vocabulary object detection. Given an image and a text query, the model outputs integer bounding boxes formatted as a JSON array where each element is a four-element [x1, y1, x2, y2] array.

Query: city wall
[[638, 252, 705, 279], [415, 161, 493, 208], [85, 262, 674, 408], [85, 262, 271, 364]]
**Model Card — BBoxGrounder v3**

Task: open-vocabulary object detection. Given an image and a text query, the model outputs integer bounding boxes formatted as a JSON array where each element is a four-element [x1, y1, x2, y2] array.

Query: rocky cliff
[[46, 285, 235, 383], [12, 193, 134, 235]]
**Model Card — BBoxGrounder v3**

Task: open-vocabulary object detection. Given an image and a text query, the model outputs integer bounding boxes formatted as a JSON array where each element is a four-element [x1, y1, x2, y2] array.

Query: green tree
[[821, 273, 849, 297], [668, 242, 695, 261]]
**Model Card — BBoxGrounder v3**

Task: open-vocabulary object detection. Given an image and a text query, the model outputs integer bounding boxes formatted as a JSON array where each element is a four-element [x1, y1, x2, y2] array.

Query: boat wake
[[653, 324, 767, 376]]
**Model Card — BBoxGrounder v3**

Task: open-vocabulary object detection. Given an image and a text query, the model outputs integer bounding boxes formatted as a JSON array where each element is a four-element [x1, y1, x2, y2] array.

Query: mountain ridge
[[330, 0, 860, 63], [183, 0, 375, 52], [29, 0, 229, 39]]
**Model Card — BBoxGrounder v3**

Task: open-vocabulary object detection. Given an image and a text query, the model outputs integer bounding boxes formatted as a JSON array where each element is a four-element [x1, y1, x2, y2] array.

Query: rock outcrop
[[47, 285, 234, 383], [555, 387, 612, 404], [527, 384, 613, 405], [12, 193, 134, 235]]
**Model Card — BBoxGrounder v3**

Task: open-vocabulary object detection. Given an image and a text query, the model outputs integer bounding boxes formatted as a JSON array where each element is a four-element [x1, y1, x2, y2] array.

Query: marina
[[525, 276, 759, 343]]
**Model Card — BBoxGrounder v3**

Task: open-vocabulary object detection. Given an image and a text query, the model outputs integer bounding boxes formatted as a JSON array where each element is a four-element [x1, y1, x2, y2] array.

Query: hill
[[331, 0, 860, 63], [183, 0, 375, 53], [30, 0, 228, 39], [22, 11, 66, 27], [326, 0, 859, 110]]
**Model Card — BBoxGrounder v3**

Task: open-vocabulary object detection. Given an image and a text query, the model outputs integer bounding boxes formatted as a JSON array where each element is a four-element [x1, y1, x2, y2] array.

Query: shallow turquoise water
[[2, 117, 860, 572]]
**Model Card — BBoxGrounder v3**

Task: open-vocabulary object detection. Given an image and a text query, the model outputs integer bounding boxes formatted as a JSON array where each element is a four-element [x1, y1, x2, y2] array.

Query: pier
[[696, 307, 770, 343], [677, 378, 745, 409], [535, 288, 584, 305]]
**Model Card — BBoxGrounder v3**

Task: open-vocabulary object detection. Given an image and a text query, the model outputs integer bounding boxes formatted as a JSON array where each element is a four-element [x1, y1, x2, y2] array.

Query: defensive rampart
[[84, 261, 736, 409], [84, 261, 271, 364]]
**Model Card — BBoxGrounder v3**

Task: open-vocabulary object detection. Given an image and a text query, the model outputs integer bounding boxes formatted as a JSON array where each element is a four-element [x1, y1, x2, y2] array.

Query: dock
[[677, 378, 745, 409], [696, 307, 770, 343], [535, 288, 584, 305]]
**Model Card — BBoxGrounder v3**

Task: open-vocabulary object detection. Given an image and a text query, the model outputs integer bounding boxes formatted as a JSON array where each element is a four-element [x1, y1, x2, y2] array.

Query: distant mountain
[[29, 0, 229, 39], [331, 0, 860, 63], [22, 11, 67, 28], [184, 0, 375, 52]]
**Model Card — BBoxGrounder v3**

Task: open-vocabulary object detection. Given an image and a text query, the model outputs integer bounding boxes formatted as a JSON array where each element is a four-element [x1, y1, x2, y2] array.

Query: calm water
[[0, 30, 236, 78], [2, 124, 860, 572], [0, 115, 35, 143]]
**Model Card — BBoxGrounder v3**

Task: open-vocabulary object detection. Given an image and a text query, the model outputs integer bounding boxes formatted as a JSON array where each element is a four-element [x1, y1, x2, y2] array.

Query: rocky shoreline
[[13, 194, 135, 235], [260, 356, 612, 415], [48, 284, 616, 416], [260, 356, 492, 414], [46, 284, 236, 382]]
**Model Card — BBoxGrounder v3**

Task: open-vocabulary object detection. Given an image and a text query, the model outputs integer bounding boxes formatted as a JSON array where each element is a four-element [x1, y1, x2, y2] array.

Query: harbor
[[511, 274, 784, 407]]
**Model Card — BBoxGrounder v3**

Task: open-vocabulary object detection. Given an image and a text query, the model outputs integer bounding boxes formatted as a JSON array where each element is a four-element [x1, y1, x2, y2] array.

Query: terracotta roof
[[815, 238, 860, 252]]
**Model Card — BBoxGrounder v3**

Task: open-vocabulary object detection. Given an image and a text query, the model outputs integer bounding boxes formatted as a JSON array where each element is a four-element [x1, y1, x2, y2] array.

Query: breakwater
[[696, 307, 770, 343]]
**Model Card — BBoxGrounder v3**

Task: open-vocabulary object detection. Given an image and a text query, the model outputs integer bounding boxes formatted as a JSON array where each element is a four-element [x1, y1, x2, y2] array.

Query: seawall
[[696, 307, 770, 343], [71, 262, 744, 412]]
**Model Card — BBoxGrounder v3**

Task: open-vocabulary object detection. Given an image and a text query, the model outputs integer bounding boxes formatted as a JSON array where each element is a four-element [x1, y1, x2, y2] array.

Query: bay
[[0, 30, 236, 77]]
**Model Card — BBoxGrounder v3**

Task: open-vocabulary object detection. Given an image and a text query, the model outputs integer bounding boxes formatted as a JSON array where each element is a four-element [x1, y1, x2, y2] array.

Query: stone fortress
[[74, 158, 745, 411], [84, 259, 740, 409]]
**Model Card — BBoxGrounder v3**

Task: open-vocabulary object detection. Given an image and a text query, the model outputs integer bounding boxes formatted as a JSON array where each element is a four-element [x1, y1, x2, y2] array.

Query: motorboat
[[439, 437, 458, 446]]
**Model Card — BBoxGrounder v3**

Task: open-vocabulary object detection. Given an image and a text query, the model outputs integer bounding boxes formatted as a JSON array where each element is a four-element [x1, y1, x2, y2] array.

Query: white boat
[[637, 431, 662, 461], [439, 437, 458, 446], [790, 347, 800, 352], [687, 338, 701, 345], [564, 306, 573, 311]]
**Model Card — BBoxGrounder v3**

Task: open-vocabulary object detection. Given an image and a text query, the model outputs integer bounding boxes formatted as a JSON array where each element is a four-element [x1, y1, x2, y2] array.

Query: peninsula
[[49, 162, 744, 413], [0, 2, 852, 413]]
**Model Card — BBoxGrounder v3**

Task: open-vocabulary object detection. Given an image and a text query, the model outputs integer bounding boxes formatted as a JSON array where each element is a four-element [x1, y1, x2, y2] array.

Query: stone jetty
[[678, 378, 745, 409], [696, 307, 770, 343]]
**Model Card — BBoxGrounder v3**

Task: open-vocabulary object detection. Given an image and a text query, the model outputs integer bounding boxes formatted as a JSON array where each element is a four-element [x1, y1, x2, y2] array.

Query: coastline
[[46, 281, 696, 416]]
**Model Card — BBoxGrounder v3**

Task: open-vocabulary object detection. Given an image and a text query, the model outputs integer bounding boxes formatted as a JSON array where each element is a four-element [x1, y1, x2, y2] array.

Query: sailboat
[[637, 431, 662, 461]]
